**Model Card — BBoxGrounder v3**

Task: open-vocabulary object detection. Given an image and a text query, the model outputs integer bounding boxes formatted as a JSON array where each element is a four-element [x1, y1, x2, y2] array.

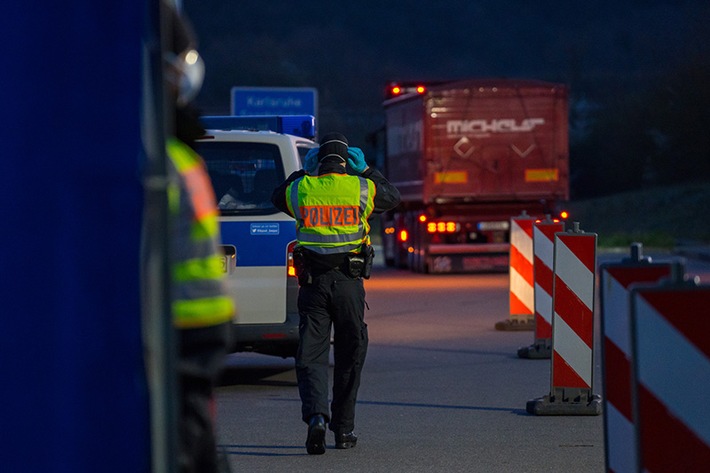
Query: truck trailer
[[380, 79, 570, 273]]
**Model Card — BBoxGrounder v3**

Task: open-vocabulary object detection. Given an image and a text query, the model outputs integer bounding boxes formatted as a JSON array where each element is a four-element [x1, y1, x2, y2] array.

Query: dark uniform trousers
[[295, 267, 368, 435], [178, 322, 231, 473]]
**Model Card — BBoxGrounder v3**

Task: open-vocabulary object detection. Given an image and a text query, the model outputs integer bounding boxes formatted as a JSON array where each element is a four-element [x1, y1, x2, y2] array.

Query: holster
[[345, 254, 365, 278], [362, 244, 375, 279], [292, 246, 312, 286], [345, 244, 375, 279]]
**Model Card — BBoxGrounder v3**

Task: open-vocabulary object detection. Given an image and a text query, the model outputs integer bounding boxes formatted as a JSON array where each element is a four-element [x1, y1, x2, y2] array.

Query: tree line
[[570, 57, 709, 199]]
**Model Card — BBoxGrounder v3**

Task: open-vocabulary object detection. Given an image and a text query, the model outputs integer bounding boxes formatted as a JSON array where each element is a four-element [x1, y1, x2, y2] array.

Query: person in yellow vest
[[163, 4, 234, 472], [272, 133, 400, 454]]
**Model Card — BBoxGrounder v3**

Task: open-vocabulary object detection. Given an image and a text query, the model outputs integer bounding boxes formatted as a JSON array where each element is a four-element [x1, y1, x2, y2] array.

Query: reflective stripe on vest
[[172, 295, 235, 329], [286, 173, 375, 254], [167, 138, 234, 328], [166, 137, 219, 240]]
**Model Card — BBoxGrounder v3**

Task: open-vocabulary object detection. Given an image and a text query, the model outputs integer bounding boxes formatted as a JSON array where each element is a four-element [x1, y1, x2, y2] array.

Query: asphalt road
[[214, 249, 710, 473]]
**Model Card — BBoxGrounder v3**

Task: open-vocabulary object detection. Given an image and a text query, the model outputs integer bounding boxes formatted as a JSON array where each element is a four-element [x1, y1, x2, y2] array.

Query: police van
[[196, 115, 316, 358]]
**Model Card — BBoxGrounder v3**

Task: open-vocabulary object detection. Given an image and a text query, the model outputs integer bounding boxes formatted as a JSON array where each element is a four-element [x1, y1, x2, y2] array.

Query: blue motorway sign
[[231, 86, 318, 117]]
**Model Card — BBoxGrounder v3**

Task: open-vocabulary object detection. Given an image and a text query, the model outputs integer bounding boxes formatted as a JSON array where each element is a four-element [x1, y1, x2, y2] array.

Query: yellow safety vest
[[286, 172, 376, 254], [166, 138, 235, 328]]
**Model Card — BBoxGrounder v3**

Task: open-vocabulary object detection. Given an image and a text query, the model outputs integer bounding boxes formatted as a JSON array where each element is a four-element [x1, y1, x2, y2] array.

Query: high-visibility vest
[[166, 137, 235, 328], [286, 172, 376, 254]]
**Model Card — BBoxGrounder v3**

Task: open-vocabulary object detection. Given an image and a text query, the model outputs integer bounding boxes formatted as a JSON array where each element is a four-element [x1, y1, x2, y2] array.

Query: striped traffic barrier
[[599, 243, 673, 473], [496, 212, 536, 331], [630, 265, 710, 472], [527, 222, 601, 415], [518, 216, 564, 358]]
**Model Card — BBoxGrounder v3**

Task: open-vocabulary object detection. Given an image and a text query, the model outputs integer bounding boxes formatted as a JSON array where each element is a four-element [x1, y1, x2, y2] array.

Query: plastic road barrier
[[599, 243, 673, 473], [630, 266, 710, 472], [496, 212, 536, 331], [518, 216, 564, 358], [527, 223, 601, 415]]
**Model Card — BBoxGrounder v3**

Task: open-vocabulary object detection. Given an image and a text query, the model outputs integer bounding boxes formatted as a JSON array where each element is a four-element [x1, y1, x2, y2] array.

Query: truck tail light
[[426, 221, 459, 233], [387, 83, 428, 98], [536, 212, 568, 224], [287, 240, 297, 278]]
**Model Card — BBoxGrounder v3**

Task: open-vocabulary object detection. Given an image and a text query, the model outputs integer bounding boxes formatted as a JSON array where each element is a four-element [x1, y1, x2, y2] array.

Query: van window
[[197, 141, 285, 216]]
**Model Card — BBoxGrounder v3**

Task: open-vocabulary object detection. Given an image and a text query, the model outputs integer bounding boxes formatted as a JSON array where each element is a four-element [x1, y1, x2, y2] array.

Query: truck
[[380, 79, 570, 273]]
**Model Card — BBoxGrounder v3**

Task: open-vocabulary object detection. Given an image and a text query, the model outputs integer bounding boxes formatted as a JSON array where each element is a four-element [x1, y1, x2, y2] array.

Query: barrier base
[[526, 393, 602, 416], [517, 343, 551, 359], [495, 318, 534, 331]]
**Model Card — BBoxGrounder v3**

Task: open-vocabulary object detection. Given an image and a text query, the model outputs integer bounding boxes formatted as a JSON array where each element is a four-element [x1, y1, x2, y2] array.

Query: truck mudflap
[[427, 243, 510, 273]]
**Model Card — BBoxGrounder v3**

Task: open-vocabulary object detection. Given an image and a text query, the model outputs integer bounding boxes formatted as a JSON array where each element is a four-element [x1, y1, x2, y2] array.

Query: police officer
[[271, 133, 400, 454], [162, 3, 235, 472]]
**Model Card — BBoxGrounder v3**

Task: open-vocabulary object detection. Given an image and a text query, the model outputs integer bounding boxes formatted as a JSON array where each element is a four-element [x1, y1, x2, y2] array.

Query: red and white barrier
[[496, 213, 536, 331], [599, 244, 672, 473], [518, 217, 564, 358], [631, 270, 710, 471], [527, 223, 601, 415]]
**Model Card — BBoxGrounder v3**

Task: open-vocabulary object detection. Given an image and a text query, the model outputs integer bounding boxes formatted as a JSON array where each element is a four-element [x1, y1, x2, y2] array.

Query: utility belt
[[293, 244, 375, 285]]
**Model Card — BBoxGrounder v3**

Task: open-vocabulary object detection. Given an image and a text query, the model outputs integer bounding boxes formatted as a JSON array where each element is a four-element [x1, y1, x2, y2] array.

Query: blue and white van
[[196, 115, 316, 358]]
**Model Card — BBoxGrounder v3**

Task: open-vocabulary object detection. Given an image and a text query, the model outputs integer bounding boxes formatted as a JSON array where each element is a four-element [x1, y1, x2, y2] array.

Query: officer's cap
[[318, 132, 348, 163]]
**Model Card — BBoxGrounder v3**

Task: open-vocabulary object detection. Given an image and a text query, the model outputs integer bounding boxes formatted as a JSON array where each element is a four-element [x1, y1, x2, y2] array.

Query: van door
[[197, 140, 292, 325]]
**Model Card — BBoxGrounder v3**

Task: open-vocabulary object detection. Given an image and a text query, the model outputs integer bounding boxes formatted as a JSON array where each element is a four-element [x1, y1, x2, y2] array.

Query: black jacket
[[271, 161, 401, 271], [272, 161, 401, 216]]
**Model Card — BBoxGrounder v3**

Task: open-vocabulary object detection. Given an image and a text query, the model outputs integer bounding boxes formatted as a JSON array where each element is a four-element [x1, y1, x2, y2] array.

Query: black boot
[[306, 415, 326, 455], [334, 431, 357, 449]]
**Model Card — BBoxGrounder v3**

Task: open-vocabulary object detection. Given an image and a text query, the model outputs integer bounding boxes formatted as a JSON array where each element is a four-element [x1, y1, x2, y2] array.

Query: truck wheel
[[394, 246, 407, 269], [408, 250, 418, 273], [416, 252, 429, 273]]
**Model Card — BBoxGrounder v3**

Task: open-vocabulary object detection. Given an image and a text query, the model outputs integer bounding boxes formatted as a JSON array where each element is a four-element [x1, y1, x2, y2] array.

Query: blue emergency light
[[200, 115, 316, 140]]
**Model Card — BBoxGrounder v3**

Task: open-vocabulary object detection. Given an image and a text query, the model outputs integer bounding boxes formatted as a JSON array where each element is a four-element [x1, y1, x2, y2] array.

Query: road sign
[[527, 223, 602, 415], [518, 217, 565, 358], [496, 212, 537, 331], [231, 86, 318, 118], [631, 275, 710, 471], [599, 245, 673, 473]]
